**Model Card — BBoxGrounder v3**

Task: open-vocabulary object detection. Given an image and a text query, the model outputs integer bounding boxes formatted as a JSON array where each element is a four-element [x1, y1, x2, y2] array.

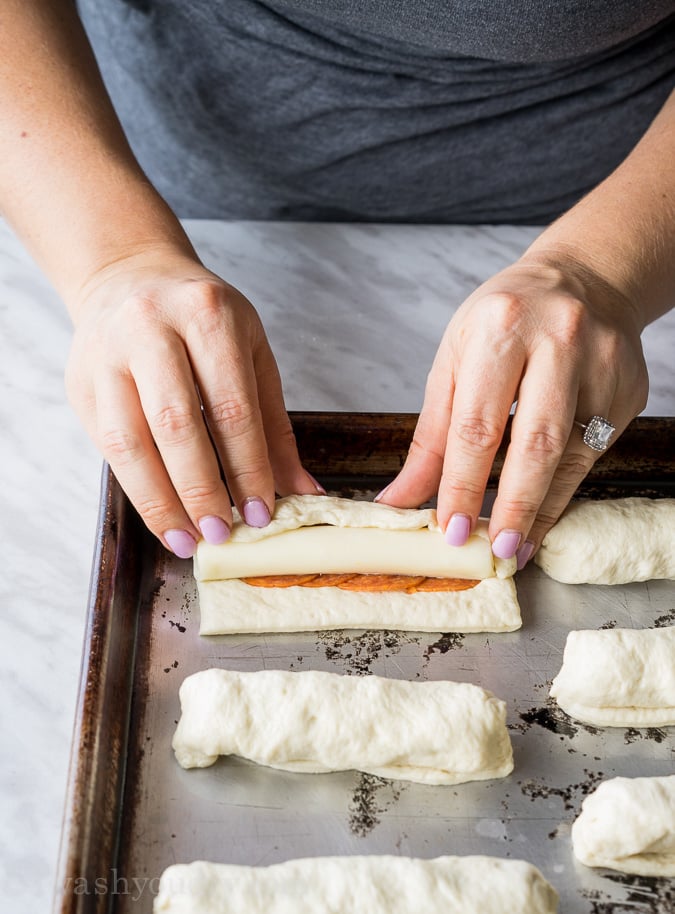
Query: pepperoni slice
[[241, 574, 320, 588], [240, 573, 480, 592], [411, 577, 480, 592], [301, 573, 358, 587], [336, 574, 427, 592]]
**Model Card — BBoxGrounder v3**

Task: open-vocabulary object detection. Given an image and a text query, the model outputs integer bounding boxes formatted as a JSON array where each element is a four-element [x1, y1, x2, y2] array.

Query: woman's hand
[[377, 251, 649, 567], [66, 247, 321, 557]]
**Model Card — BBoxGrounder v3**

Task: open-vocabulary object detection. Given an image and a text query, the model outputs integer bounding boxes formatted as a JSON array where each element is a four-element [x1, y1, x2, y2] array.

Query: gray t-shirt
[[77, 0, 675, 223]]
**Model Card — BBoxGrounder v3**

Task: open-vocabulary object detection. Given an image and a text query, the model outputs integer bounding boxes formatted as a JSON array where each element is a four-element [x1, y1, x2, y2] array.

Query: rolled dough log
[[195, 495, 520, 634], [572, 775, 675, 876], [535, 497, 675, 584], [154, 856, 559, 914], [550, 626, 675, 726], [172, 668, 514, 785]]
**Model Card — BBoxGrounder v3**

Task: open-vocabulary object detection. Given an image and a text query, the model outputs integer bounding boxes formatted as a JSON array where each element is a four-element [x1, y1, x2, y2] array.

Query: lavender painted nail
[[444, 513, 471, 546], [307, 473, 327, 495], [516, 540, 536, 571], [373, 483, 392, 503], [164, 528, 197, 559], [492, 529, 522, 560], [199, 515, 231, 545], [243, 496, 271, 528]]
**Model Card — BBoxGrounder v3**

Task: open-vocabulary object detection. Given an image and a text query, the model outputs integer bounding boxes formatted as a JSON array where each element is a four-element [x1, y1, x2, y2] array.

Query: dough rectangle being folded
[[550, 626, 675, 726], [194, 495, 520, 634], [154, 855, 559, 914], [172, 668, 514, 785], [572, 775, 675, 876]]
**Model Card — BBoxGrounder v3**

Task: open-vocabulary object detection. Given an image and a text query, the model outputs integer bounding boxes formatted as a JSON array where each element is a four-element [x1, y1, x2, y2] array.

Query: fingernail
[[374, 483, 392, 503], [199, 515, 231, 545], [492, 529, 522, 560], [164, 528, 197, 559], [444, 513, 471, 546], [516, 540, 536, 571], [307, 473, 327, 495], [242, 496, 271, 528]]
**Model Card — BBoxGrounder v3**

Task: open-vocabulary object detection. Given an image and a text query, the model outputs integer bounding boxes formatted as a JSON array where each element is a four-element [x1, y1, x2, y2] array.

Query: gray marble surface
[[0, 217, 673, 912]]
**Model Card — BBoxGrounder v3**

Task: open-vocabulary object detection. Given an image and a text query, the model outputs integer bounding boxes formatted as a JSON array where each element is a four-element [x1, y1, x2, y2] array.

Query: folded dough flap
[[195, 494, 512, 581]]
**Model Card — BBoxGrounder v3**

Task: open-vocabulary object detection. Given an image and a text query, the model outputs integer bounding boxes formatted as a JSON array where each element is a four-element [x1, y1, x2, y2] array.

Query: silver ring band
[[575, 416, 615, 452]]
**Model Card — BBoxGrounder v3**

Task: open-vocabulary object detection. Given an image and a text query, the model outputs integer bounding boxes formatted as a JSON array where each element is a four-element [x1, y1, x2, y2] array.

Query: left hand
[[377, 251, 649, 567]]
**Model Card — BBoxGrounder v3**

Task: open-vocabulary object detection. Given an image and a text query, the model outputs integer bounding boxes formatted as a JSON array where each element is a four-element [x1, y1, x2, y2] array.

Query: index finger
[[184, 295, 276, 524], [436, 335, 523, 545]]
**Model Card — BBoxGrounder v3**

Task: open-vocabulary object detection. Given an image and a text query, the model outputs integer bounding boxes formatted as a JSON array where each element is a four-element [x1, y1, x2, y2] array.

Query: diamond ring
[[575, 416, 616, 452]]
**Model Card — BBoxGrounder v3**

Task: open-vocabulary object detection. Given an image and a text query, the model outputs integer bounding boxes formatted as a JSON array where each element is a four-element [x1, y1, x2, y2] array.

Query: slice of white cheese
[[194, 494, 515, 582]]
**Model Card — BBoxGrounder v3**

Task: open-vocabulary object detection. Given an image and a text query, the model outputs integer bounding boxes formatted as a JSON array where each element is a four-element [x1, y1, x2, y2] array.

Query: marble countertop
[[1, 217, 673, 912]]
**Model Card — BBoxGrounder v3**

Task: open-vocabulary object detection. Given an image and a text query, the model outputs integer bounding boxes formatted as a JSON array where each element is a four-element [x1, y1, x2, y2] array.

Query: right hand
[[65, 246, 321, 557]]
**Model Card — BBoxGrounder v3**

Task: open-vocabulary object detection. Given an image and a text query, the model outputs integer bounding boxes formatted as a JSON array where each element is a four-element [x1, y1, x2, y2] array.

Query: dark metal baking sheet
[[55, 414, 675, 914]]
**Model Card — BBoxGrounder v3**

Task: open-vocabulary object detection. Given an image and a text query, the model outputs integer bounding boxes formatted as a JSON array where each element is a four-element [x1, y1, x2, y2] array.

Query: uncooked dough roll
[[172, 669, 514, 785], [535, 497, 675, 584], [550, 626, 675, 726], [572, 776, 675, 876], [154, 856, 559, 914]]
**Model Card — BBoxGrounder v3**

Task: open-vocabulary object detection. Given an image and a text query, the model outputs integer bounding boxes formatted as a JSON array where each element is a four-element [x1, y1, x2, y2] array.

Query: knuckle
[[150, 403, 197, 442], [484, 291, 525, 341], [125, 293, 164, 331], [133, 494, 174, 529], [483, 292, 524, 332], [546, 452, 594, 496], [99, 427, 144, 464], [534, 507, 564, 531], [516, 425, 568, 465], [440, 475, 485, 502], [497, 495, 541, 518], [551, 298, 587, 346], [178, 479, 224, 505], [453, 416, 503, 451], [408, 435, 445, 465], [207, 396, 255, 434], [185, 288, 227, 336], [228, 454, 271, 489]]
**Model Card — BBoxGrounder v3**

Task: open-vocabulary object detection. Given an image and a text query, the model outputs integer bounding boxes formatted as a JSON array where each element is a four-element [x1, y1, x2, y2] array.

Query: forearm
[[0, 0, 194, 312], [524, 88, 675, 328]]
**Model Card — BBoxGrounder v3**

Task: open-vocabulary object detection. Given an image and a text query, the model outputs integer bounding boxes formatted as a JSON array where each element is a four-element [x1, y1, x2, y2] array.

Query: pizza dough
[[550, 626, 675, 726], [154, 855, 559, 914], [535, 497, 675, 584], [198, 574, 521, 634], [572, 775, 675, 876], [172, 668, 514, 785], [195, 495, 520, 634]]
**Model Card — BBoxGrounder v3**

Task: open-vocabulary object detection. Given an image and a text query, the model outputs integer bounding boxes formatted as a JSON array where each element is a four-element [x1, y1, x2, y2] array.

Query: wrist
[[519, 237, 649, 333], [66, 236, 203, 326]]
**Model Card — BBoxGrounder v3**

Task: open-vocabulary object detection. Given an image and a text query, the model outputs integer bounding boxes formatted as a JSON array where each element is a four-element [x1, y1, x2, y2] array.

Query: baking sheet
[[56, 414, 675, 913]]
